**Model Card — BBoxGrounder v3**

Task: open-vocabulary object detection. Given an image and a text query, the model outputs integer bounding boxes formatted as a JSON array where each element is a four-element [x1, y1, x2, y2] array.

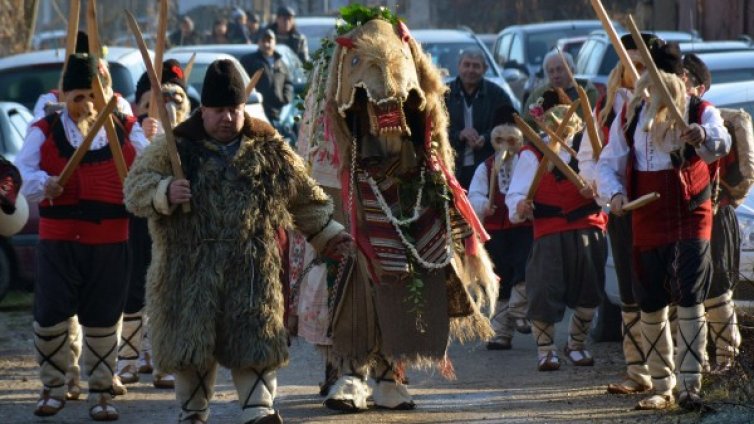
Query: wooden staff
[[87, 0, 128, 183], [58, 0, 80, 91], [59, 96, 118, 186], [149, 0, 168, 119], [626, 15, 689, 131], [515, 115, 587, 191], [183, 52, 197, 83], [526, 100, 581, 200], [557, 49, 602, 159], [622, 192, 660, 212], [125, 10, 190, 213], [487, 150, 507, 210], [590, 0, 641, 87], [245, 69, 264, 98], [541, 125, 578, 159]]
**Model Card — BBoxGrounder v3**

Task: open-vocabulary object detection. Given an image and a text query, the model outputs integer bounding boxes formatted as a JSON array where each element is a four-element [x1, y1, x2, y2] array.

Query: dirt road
[[1, 304, 752, 423]]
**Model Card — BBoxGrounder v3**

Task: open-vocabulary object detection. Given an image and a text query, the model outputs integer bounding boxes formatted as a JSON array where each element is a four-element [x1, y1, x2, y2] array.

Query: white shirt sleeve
[[468, 161, 490, 219], [695, 105, 732, 164], [597, 112, 630, 200], [506, 149, 538, 224], [578, 125, 597, 186], [14, 127, 49, 203], [32, 92, 59, 121], [117, 96, 134, 117], [128, 122, 150, 156]]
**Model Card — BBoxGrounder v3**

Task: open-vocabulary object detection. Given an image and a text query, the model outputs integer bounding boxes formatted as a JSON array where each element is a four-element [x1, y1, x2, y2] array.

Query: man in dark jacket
[[267, 6, 309, 62], [446, 48, 514, 189], [240, 29, 294, 127], [168, 16, 202, 47]]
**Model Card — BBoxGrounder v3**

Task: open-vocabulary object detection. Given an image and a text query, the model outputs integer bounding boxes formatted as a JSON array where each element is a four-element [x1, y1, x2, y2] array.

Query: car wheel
[[590, 296, 622, 342], [0, 244, 11, 303]]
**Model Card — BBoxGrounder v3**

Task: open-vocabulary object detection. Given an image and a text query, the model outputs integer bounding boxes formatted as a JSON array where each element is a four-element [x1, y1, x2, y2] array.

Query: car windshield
[[527, 27, 600, 67], [0, 63, 135, 110], [421, 42, 496, 78]]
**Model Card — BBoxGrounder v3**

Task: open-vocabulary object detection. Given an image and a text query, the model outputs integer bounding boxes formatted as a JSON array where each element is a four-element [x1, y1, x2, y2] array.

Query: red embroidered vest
[[34, 113, 137, 244], [482, 154, 531, 231]]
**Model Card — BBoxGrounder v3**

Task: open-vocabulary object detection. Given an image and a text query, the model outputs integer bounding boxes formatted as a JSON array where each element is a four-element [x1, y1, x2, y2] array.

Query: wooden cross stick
[[245, 69, 264, 99], [87, 0, 128, 183], [557, 49, 603, 159], [58, 0, 80, 91], [590, 0, 640, 87], [487, 150, 507, 210], [525, 99, 581, 200], [59, 96, 118, 186], [125, 10, 190, 213], [515, 114, 587, 191], [541, 125, 578, 159], [149, 0, 168, 119], [626, 15, 689, 131], [622, 192, 660, 212], [183, 52, 197, 82]]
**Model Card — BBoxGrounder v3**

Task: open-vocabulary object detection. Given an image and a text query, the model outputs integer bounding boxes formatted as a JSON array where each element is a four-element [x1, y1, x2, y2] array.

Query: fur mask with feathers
[[135, 82, 190, 128]]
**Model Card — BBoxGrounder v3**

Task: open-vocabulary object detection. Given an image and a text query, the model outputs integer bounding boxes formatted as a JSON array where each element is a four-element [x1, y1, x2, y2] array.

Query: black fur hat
[[650, 41, 684, 75], [683, 53, 711, 91], [541, 88, 570, 112], [75, 31, 89, 53], [62, 53, 97, 92], [620, 32, 659, 50], [135, 59, 188, 104], [201, 59, 246, 107]]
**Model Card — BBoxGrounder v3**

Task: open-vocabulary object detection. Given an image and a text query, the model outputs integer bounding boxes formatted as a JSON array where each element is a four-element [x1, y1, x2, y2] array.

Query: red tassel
[[336, 36, 356, 49], [397, 21, 412, 43], [393, 360, 406, 384], [438, 355, 457, 380]]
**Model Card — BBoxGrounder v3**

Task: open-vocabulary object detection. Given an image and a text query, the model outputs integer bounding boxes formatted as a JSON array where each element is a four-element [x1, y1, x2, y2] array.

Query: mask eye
[[351, 55, 360, 66]]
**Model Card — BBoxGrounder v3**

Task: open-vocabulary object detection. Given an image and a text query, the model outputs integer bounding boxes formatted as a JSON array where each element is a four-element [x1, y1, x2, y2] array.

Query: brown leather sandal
[[607, 377, 651, 394], [537, 351, 560, 371], [34, 389, 65, 416], [89, 396, 119, 421], [563, 345, 594, 366], [636, 394, 674, 410]]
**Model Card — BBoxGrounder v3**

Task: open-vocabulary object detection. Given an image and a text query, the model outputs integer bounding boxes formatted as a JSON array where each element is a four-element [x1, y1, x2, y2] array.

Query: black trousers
[[486, 226, 533, 299], [457, 165, 477, 190], [633, 239, 712, 312], [125, 215, 151, 314], [34, 240, 131, 327], [607, 212, 638, 305], [709, 205, 740, 299]]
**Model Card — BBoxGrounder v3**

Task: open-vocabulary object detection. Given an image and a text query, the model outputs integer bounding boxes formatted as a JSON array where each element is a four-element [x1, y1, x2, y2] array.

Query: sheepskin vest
[[144, 113, 297, 372]]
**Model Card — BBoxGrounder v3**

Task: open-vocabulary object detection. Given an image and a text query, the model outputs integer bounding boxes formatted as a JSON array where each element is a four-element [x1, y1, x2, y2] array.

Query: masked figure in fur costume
[[124, 59, 352, 424], [294, 9, 497, 412]]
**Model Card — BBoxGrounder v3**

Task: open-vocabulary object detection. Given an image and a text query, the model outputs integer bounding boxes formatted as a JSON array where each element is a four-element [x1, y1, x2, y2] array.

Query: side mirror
[[502, 68, 526, 83]]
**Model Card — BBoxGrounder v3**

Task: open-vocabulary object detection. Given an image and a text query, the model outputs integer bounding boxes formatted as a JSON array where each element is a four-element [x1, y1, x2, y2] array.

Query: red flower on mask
[[171, 65, 184, 81]]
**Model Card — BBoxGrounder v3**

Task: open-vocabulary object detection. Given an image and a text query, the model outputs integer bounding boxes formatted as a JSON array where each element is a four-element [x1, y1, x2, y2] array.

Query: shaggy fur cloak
[[124, 112, 341, 372]]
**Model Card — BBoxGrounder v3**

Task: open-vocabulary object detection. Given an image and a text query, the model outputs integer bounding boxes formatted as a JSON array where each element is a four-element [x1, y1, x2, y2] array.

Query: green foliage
[[336, 4, 401, 35]]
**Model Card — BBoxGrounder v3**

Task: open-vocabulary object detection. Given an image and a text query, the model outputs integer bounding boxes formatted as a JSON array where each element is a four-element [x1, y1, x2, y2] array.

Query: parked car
[[0, 47, 150, 110], [556, 35, 589, 60], [0, 102, 36, 301], [162, 51, 267, 123], [694, 50, 754, 86], [573, 32, 736, 98], [292, 16, 341, 56], [491, 20, 614, 101], [475, 33, 497, 52], [411, 29, 521, 112]]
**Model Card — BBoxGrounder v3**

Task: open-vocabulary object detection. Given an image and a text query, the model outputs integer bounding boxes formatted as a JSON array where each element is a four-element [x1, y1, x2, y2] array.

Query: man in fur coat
[[124, 59, 351, 424], [598, 42, 731, 411]]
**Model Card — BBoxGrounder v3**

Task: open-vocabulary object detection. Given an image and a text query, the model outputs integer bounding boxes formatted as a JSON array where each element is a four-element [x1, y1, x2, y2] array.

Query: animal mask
[[325, 18, 453, 174], [136, 82, 190, 128]]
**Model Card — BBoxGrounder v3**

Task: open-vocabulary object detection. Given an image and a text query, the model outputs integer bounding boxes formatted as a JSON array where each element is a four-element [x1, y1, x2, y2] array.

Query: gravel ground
[[1, 301, 753, 423]]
